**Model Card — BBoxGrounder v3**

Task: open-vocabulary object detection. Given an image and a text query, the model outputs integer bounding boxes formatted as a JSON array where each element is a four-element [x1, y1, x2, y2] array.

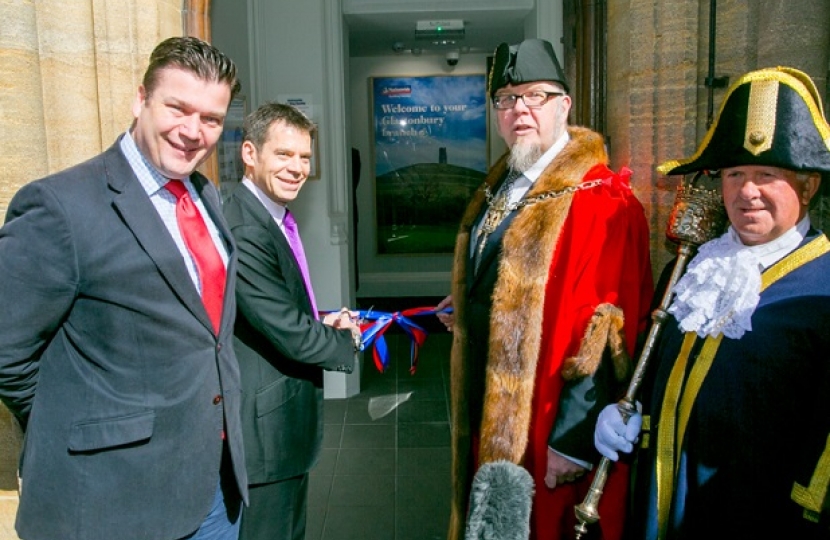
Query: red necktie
[[165, 180, 226, 334], [283, 209, 318, 319]]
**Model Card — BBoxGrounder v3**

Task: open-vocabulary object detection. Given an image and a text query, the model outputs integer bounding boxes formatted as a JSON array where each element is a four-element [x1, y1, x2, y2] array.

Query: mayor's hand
[[544, 448, 587, 489], [435, 295, 454, 332]]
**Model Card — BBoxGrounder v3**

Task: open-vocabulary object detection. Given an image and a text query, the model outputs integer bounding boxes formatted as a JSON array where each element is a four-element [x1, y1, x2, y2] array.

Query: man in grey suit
[[0, 37, 247, 540], [223, 103, 360, 540]]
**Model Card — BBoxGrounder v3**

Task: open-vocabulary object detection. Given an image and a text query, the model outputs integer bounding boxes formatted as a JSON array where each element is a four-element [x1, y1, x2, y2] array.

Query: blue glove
[[594, 403, 642, 461]]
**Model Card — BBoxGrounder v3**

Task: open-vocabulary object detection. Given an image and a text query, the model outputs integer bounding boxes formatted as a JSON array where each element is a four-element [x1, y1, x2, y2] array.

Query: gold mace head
[[666, 171, 729, 246]]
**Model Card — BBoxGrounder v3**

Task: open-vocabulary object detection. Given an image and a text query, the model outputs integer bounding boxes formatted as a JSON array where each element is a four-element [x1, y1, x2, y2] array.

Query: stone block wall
[[0, 1, 182, 525], [608, 0, 830, 276]]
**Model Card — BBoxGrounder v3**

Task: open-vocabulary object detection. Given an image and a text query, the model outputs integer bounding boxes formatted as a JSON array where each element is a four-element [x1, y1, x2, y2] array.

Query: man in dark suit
[[0, 37, 247, 540], [223, 103, 360, 540]]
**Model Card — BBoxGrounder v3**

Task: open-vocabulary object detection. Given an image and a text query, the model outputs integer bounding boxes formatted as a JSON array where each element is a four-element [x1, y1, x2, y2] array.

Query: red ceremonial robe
[[448, 126, 653, 540]]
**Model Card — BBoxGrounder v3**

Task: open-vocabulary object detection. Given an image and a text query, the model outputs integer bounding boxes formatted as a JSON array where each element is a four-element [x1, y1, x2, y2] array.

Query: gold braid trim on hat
[[657, 67, 830, 175], [744, 79, 777, 155]]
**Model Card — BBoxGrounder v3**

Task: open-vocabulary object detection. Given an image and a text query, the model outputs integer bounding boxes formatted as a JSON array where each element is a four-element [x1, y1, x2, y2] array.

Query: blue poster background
[[372, 75, 487, 255]]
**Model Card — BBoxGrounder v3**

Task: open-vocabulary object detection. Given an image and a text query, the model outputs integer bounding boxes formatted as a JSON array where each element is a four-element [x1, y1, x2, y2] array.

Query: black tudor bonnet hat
[[658, 67, 830, 176], [488, 38, 569, 97]]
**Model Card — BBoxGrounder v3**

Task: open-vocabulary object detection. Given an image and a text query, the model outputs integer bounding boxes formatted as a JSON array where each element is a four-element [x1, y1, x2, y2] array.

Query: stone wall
[[0, 0, 181, 216], [608, 0, 830, 276], [0, 2, 182, 530]]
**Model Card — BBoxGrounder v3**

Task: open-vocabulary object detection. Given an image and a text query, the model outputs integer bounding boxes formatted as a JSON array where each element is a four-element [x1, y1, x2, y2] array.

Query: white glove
[[594, 403, 642, 461]]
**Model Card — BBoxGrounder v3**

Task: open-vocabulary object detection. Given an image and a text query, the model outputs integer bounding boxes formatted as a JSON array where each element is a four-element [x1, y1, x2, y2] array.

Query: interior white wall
[[523, 0, 564, 61], [212, 1, 561, 303], [211, 1, 251, 102], [349, 52, 503, 298], [217, 0, 356, 315], [214, 0, 360, 398]]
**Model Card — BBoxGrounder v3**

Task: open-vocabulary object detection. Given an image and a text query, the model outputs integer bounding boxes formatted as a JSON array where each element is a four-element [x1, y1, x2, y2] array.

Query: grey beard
[[507, 142, 543, 173]]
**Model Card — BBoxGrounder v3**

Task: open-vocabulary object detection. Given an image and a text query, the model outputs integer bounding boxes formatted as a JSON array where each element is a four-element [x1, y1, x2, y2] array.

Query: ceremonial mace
[[573, 172, 728, 539]]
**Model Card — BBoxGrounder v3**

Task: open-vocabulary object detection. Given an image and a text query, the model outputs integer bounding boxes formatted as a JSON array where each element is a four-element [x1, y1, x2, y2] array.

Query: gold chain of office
[[482, 178, 605, 214]]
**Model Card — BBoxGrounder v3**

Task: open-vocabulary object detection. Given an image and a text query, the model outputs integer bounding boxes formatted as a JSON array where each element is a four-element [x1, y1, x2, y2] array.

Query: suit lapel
[[234, 186, 314, 316], [104, 145, 216, 334], [193, 174, 237, 336], [235, 184, 290, 254]]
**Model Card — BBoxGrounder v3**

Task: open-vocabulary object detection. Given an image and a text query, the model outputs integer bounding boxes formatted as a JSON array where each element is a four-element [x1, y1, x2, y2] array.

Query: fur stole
[[448, 126, 621, 539]]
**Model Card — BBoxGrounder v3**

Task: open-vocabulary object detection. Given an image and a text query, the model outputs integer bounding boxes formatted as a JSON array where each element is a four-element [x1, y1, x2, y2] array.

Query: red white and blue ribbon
[[321, 306, 452, 374]]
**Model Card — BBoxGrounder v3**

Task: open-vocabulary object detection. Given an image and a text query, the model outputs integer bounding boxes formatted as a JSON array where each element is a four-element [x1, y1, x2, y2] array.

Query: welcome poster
[[371, 75, 487, 255]]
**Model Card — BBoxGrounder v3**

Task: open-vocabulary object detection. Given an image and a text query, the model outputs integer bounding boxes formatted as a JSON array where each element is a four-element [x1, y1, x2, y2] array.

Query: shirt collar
[[729, 216, 811, 270], [242, 176, 288, 223], [120, 130, 171, 197]]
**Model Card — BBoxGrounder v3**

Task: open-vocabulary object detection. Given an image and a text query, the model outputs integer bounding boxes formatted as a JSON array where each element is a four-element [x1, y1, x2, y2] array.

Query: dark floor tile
[[311, 448, 338, 476], [322, 504, 395, 540], [396, 399, 448, 423], [341, 423, 396, 449], [322, 423, 344, 449], [345, 396, 399, 424], [305, 506, 325, 540], [308, 474, 333, 508], [418, 330, 452, 351], [335, 447, 395, 476], [390, 357, 420, 377], [412, 334, 451, 363], [397, 473, 450, 509], [323, 398, 348, 424], [397, 447, 451, 476], [398, 422, 450, 448], [355, 376, 397, 398], [404, 354, 448, 379], [396, 376, 446, 401], [396, 504, 449, 540], [317, 299, 455, 539], [362, 353, 399, 377], [329, 474, 395, 507]]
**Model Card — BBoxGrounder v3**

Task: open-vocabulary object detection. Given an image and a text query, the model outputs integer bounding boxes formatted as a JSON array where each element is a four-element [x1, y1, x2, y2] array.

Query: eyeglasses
[[492, 91, 565, 110]]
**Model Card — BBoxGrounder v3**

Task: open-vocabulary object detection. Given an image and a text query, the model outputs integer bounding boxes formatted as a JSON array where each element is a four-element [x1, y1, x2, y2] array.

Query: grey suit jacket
[[223, 183, 354, 485], [0, 140, 247, 540]]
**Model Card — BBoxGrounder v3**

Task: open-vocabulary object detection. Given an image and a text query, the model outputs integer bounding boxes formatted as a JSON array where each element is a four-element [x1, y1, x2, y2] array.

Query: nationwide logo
[[381, 86, 411, 97]]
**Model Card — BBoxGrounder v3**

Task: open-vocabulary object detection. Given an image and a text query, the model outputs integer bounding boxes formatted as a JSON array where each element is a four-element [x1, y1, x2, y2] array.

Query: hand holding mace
[[573, 172, 728, 539]]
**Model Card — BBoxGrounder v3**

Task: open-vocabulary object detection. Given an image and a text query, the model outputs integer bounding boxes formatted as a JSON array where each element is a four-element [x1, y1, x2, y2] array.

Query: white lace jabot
[[667, 218, 809, 339]]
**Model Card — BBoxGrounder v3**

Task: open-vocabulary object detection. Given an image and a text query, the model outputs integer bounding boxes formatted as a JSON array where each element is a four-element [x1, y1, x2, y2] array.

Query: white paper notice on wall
[[276, 94, 314, 121]]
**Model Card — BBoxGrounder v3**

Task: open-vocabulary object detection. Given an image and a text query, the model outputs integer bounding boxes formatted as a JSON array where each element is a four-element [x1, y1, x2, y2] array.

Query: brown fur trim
[[448, 228, 472, 540], [476, 187, 574, 465], [448, 126, 610, 540], [561, 303, 632, 382], [476, 127, 609, 466]]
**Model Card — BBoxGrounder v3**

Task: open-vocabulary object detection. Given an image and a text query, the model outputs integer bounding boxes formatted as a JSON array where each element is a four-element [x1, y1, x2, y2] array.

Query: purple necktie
[[283, 209, 318, 319]]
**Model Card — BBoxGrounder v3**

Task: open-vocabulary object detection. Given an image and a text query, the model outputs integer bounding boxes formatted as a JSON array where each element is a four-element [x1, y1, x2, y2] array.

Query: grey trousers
[[240, 474, 308, 540]]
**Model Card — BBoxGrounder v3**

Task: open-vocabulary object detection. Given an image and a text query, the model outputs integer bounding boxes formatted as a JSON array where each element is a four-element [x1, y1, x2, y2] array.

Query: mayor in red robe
[[444, 38, 654, 540]]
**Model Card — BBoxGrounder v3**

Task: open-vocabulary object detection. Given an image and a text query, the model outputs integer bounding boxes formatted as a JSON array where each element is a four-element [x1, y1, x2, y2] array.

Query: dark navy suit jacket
[[0, 140, 247, 540]]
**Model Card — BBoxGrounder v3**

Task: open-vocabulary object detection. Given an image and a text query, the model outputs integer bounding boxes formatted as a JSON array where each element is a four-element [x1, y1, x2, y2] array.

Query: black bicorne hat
[[488, 38, 569, 97], [658, 67, 830, 176]]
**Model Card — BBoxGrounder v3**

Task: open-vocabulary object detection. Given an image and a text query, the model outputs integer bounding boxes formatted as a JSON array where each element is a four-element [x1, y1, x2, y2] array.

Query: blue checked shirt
[[119, 131, 229, 294]]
